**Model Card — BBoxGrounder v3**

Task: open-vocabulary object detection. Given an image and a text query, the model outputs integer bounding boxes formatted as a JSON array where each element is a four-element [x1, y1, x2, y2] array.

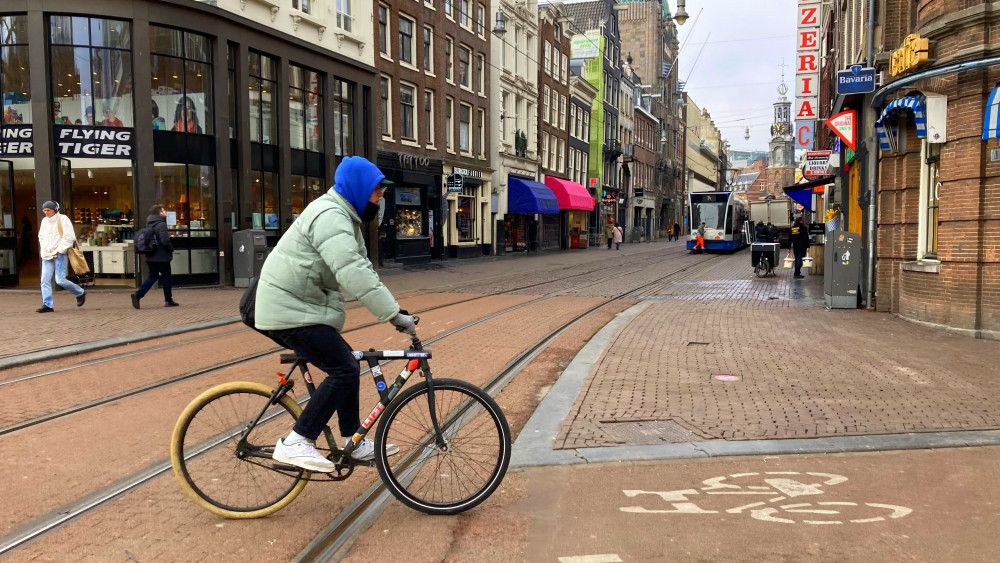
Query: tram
[[686, 191, 750, 251]]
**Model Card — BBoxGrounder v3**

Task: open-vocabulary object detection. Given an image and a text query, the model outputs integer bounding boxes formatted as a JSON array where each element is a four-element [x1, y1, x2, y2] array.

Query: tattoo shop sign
[[0, 125, 33, 157], [55, 126, 135, 158]]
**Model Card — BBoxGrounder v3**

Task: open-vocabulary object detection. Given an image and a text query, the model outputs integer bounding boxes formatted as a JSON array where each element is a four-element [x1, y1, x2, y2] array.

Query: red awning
[[544, 177, 594, 211]]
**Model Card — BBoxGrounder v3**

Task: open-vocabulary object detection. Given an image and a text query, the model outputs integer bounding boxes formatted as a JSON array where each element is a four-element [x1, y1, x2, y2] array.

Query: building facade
[[682, 94, 721, 192], [765, 83, 796, 201], [0, 0, 375, 288], [373, 0, 493, 263], [633, 102, 658, 242], [536, 2, 570, 251]]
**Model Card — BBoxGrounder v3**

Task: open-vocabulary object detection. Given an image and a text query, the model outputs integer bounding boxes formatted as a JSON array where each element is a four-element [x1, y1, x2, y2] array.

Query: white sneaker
[[346, 437, 399, 461], [272, 438, 336, 472]]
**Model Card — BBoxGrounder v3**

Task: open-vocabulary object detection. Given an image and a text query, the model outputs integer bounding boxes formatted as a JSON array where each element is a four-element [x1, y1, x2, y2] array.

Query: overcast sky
[[667, 0, 798, 154]]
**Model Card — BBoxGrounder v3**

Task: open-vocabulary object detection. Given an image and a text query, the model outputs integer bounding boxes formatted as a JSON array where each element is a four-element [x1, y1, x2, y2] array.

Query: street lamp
[[745, 126, 750, 141], [674, 0, 690, 25], [492, 8, 507, 38]]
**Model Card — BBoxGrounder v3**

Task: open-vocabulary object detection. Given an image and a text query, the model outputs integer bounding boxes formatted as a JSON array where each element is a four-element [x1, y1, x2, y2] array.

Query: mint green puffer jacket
[[254, 189, 399, 332]]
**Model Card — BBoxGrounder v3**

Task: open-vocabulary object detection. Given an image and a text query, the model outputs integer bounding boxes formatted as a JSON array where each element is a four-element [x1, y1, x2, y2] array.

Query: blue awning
[[985, 85, 1000, 140], [507, 177, 559, 214], [875, 96, 926, 151]]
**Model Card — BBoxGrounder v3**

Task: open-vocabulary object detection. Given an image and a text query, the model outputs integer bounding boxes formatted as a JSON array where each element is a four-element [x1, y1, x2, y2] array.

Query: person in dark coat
[[672, 222, 681, 241], [789, 217, 810, 279], [131, 204, 178, 308], [767, 222, 779, 243], [754, 221, 769, 242]]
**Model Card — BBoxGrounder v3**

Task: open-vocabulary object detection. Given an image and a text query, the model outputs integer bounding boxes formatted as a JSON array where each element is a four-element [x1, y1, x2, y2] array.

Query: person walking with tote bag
[[36, 201, 85, 313]]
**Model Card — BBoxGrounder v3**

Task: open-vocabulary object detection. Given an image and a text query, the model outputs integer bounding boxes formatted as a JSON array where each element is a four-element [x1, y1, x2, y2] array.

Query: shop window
[[1, 15, 31, 125], [50, 16, 133, 127], [380, 76, 391, 138], [459, 103, 471, 154], [399, 16, 414, 66], [227, 43, 237, 140], [153, 163, 216, 233], [423, 26, 433, 73], [378, 5, 389, 57], [424, 90, 434, 146], [150, 26, 212, 135], [248, 51, 277, 145], [400, 83, 415, 141], [331, 78, 354, 157], [251, 169, 279, 229], [68, 160, 136, 250], [395, 187, 423, 238], [291, 174, 325, 216], [335, 0, 352, 33], [920, 141, 940, 260], [456, 185, 476, 242], [458, 45, 470, 89], [289, 64, 323, 152]]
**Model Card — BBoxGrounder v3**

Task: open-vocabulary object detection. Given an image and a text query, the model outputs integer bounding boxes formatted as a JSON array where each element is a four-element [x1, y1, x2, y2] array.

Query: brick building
[[869, 0, 1000, 339], [536, 2, 571, 250], [374, 0, 494, 263], [633, 102, 659, 242]]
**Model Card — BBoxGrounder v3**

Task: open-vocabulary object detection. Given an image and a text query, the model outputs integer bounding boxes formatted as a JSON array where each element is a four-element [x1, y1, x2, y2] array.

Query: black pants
[[793, 246, 808, 276], [137, 261, 173, 302], [270, 324, 360, 440]]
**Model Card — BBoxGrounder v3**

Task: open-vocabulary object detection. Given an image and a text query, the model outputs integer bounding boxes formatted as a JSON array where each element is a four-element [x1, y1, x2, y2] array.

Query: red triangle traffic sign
[[825, 110, 856, 151]]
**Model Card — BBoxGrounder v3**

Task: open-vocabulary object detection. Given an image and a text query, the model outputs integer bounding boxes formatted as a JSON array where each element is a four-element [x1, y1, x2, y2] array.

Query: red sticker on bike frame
[[362, 403, 385, 429]]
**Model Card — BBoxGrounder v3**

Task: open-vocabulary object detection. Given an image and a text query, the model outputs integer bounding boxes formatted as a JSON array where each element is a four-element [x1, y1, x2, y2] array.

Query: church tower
[[766, 73, 797, 198]]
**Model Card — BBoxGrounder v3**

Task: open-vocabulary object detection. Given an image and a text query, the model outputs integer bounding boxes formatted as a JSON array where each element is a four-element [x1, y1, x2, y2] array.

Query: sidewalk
[[514, 251, 1000, 465]]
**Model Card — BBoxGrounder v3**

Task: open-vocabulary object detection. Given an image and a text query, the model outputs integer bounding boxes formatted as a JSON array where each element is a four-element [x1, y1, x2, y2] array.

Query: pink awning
[[544, 177, 594, 211]]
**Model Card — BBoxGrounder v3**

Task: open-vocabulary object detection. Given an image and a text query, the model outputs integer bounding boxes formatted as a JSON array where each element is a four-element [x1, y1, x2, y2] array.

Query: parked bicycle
[[170, 317, 512, 518]]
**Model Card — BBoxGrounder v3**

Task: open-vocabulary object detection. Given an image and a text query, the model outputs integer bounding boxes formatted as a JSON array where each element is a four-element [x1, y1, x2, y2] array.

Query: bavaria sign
[[836, 65, 876, 95], [825, 110, 857, 151]]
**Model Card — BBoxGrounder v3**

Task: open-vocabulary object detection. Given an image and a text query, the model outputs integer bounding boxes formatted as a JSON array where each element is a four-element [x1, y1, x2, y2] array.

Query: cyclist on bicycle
[[255, 156, 417, 473]]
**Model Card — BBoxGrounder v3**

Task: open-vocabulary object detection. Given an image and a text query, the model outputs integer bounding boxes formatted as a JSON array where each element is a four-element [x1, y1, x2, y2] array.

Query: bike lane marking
[[558, 555, 623, 563]]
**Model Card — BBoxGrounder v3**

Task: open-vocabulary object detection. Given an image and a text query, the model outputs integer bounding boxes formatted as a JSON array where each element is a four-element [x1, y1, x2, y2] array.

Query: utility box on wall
[[232, 230, 270, 288], [824, 230, 861, 309]]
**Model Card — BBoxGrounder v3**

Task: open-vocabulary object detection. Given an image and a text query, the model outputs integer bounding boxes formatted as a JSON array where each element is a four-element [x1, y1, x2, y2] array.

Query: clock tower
[[766, 77, 797, 198]]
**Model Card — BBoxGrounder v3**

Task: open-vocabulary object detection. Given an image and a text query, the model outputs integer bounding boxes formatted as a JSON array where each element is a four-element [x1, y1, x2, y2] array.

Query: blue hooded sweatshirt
[[333, 156, 385, 218]]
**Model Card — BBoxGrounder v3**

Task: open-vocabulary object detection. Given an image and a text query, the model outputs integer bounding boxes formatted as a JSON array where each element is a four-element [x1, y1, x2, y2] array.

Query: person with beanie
[[255, 156, 413, 472], [36, 201, 85, 313], [131, 204, 178, 309]]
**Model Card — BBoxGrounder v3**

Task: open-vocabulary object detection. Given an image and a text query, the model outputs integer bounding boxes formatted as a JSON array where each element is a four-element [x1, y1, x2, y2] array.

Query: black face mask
[[361, 201, 380, 223]]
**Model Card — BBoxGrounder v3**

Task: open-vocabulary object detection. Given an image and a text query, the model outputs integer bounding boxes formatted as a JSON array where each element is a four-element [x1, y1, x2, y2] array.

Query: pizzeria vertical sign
[[795, 0, 822, 122]]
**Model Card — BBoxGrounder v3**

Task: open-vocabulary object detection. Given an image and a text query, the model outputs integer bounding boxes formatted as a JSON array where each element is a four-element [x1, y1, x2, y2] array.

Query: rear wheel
[[170, 382, 309, 519], [374, 378, 511, 515], [755, 257, 770, 278]]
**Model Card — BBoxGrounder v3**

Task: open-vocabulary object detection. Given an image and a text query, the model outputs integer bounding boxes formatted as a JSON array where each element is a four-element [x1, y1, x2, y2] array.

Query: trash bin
[[233, 229, 270, 287], [824, 230, 861, 309]]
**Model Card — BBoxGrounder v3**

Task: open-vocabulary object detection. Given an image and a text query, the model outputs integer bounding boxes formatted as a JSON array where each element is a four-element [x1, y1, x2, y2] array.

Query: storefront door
[[55, 157, 72, 211], [0, 160, 17, 286]]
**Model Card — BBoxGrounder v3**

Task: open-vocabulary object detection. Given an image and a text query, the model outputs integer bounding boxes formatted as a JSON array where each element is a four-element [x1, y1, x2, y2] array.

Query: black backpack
[[134, 227, 159, 255]]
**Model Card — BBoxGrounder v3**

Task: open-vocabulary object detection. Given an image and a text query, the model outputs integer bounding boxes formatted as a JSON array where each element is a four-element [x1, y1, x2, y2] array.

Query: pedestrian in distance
[[755, 220, 769, 242], [692, 221, 706, 253], [673, 221, 681, 241], [767, 222, 779, 243], [255, 156, 413, 472], [790, 217, 810, 279], [131, 204, 179, 309], [36, 201, 86, 313], [612, 221, 623, 250], [603, 218, 616, 250]]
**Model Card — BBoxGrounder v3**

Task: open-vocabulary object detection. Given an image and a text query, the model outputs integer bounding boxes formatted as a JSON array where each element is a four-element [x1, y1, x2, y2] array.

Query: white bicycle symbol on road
[[619, 471, 913, 525]]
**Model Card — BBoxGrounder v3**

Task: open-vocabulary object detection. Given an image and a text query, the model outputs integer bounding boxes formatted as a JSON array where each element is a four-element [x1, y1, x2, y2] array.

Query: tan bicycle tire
[[170, 381, 311, 519]]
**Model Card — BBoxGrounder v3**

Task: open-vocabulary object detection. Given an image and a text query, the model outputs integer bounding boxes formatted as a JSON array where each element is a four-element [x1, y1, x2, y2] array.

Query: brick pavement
[[556, 252, 1000, 448], [0, 241, 682, 360]]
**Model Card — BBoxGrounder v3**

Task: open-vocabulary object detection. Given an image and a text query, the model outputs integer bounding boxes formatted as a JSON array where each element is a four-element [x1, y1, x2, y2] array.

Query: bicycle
[[169, 317, 512, 518], [754, 254, 774, 278]]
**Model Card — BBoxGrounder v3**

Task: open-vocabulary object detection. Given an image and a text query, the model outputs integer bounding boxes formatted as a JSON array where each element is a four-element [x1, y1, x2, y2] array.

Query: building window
[[476, 53, 484, 94], [335, 0, 352, 32], [477, 107, 485, 157], [50, 16, 134, 128], [550, 90, 557, 124], [445, 36, 453, 82], [445, 96, 454, 151], [459, 0, 471, 28], [395, 187, 424, 237], [458, 45, 470, 88], [501, 92, 508, 141], [921, 141, 941, 260], [331, 78, 354, 157], [560, 96, 566, 130], [424, 90, 434, 146], [291, 0, 312, 15], [569, 104, 577, 139], [399, 16, 414, 65], [459, 103, 471, 154], [513, 26, 520, 75], [380, 76, 391, 137], [1, 16, 30, 125], [457, 184, 476, 241], [542, 85, 550, 124], [250, 170, 279, 230], [289, 65, 322, 151], [227, 43, 237, 141], [149, 25, 214, 133], [477, 4, 485, 36], [423, 26, 433, 72], [544, 41, 551, 75], [378, 5, 389, 56], [558, 138, 564, 173], [562, 54, 568, 84], [153, 163, 217, 235], [247, 51, 277, 144], [399, 83, 415, 140], [541, 133, 549, 169], [291, 174, 326, 216], [445, 0, 453, 19]]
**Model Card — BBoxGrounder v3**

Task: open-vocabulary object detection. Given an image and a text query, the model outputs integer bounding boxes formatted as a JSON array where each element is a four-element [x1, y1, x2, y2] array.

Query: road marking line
[[558, 555, 623, 563]]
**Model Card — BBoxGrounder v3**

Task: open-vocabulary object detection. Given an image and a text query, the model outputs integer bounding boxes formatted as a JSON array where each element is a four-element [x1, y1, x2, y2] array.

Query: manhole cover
[[714, 374, 740, 382], [600, 420, 698, 445]]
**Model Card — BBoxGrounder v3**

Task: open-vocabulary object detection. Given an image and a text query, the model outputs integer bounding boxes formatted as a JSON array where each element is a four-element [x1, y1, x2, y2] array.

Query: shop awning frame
[[507, 177, 560, 214], [782, 175, 834, 212], [543, 177, 594, 211], [985, 84, 1000, 140], [875, 96, 926, 151]]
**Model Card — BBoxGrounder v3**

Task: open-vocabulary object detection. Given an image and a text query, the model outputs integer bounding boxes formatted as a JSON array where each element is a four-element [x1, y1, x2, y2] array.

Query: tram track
[[0, 246, 713, 556], [0, 245, 692, 434]]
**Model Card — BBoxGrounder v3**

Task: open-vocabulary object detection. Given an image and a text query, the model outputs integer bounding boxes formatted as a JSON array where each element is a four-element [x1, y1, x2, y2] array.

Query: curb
[[0, 316, 242, 371]]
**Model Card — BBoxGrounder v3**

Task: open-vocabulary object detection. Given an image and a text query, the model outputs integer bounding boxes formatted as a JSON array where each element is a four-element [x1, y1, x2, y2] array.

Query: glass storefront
[[149, 25, 212, 134], [456, 184, 476, 242], [50, 16, 133, 127], [0, 15, 30, 286], [395, 186, 424, 238]]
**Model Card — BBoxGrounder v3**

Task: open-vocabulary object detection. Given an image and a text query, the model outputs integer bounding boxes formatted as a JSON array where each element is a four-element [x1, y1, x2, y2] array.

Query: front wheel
[[374, 378, 511, 515], [755, 257, 770, 278]]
